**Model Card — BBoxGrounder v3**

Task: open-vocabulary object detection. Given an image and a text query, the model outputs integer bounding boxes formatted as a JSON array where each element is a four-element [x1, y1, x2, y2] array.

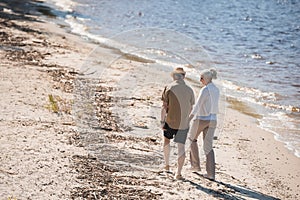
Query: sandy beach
[[0, 1, 299, 199]]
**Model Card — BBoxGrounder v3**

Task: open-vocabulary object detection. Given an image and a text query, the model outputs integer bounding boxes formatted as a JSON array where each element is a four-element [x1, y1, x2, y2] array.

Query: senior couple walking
[[161, 67, 219, 180]]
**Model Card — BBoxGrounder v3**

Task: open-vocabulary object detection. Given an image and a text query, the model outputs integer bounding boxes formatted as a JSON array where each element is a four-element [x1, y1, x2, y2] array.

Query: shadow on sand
[[186, 172, 280, 200]]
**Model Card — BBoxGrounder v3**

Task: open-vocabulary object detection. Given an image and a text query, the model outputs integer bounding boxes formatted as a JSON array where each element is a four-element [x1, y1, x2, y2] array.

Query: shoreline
[[0, 1, 299, 199], [55, 0, 300, 162], [60, 8, 300, 160]]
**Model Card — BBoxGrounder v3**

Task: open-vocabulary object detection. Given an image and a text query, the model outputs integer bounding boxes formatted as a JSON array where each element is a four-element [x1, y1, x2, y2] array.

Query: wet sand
[[0, 1, 299, 199]]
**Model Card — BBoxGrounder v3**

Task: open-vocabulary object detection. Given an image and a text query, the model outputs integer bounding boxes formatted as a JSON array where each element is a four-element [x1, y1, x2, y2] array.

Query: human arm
[[188, 88, 196, 123], [160, 86, 168, 129], [190, 87, 208, 119], [160, 102, 167, 127]]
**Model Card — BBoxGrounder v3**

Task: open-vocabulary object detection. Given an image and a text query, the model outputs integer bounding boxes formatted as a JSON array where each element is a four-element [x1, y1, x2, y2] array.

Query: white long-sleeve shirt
[[191, 82, 220, 119]]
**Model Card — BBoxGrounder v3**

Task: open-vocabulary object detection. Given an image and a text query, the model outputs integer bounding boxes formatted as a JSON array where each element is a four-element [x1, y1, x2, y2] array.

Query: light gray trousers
[[189, 119, 217, 171]]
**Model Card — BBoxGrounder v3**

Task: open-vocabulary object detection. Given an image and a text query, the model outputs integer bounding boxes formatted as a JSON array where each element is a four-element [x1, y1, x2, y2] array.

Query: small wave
[[295, 150, 300, 158], [50, 0, 77, 12], [122, 53, 155, 64], [222, 80, 277, 101], [222, 80, 299, 113], [223, 80, 300, 156], [262, 102, 300, 113], [258, 113, 300, 158], [65, 15, 90, 34]]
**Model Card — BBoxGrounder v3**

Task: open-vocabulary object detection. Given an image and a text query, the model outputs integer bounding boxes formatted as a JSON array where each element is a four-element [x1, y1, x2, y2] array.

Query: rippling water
[[50, 0, 300, 157]]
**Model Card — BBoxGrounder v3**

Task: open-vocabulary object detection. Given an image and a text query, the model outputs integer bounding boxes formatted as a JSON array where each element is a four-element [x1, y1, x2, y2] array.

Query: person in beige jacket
[[161, 67, 195, 180]]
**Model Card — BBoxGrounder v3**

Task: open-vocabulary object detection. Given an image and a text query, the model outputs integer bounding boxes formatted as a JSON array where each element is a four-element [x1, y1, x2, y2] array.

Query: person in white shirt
[[188, 68, 220, 180]]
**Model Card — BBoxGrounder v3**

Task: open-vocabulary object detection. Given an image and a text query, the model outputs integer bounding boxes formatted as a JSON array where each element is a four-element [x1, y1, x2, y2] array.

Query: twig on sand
[[0, 168, 18, 175], [130, 146, 153, 152]]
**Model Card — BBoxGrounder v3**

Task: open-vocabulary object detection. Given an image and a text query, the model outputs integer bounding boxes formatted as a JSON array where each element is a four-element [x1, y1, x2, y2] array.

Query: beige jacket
[[162, 79, 195, 130]]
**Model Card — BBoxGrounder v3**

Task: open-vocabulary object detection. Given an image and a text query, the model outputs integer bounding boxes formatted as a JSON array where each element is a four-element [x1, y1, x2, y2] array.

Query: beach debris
[[5, 49, 44, 64], [130, 146, 153, 152], [238, 138, 251, 142], [70, 155, 162, 199], [0, 31, 27, 46], [94, 84, 131, 132], [47, 68, 78, 93], [105, 133, 159, 145], [0, 22, 50, 65], [133, 121, 148, 129], [45, 94, 72, 114], [0, 168, 18, 175], [7, 197, 17, 200], [67, 130, 82, 146], [47, 94, 59, 113]]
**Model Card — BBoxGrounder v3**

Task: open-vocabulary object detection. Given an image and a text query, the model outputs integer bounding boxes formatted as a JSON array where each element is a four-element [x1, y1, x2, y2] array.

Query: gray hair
[[201, 68, 217, 83], [173, 73, 185, 80]]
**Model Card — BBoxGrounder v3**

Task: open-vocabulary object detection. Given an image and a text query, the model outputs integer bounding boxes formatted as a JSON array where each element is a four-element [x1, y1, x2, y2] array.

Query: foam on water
[[258, 112, 300, 158], [49, 0, 77, 12]]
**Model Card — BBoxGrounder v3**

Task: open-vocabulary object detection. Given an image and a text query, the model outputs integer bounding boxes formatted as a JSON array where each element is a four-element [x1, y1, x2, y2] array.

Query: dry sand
[[0, 1, 299, 199]]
